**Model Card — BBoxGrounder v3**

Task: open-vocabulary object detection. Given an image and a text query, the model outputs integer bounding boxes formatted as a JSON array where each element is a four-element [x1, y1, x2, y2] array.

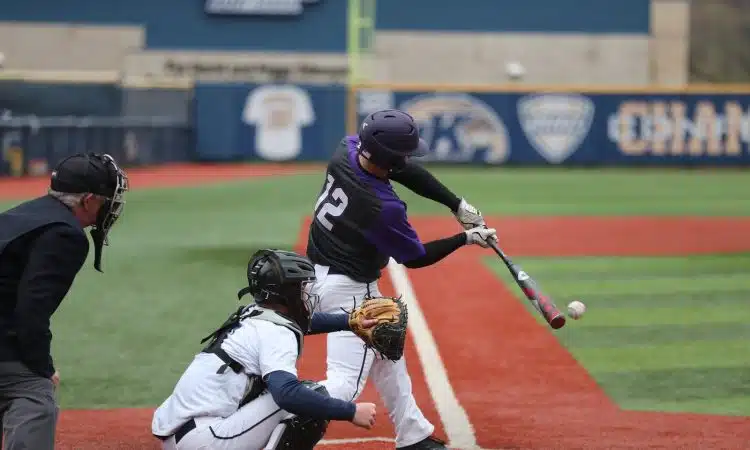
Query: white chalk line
[[320, 441, 506, 450], [387, 259, 482, 450], [320, 437, 395, 445]]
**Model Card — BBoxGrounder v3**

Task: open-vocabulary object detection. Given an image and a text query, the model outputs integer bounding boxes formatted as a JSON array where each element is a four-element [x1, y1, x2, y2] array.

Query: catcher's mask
[[50, 153, 129, 272], [237, 249, 319, 331]]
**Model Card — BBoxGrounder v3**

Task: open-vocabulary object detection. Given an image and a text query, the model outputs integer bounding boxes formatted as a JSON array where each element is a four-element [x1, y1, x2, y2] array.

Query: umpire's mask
[[50, 153, 129, 272]]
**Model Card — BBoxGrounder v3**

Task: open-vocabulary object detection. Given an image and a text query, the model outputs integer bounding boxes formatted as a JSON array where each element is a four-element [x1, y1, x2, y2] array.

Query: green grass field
[[1, 167, 748, 414], [487, 254, 750, 415]]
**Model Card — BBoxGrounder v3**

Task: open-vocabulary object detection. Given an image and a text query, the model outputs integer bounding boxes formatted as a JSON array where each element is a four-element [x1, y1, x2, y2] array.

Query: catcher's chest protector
[[202, 305, 304, 358]]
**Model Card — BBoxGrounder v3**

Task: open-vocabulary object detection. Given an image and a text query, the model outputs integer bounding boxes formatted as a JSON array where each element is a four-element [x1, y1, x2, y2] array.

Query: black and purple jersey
[[306, 136, 426, 283]]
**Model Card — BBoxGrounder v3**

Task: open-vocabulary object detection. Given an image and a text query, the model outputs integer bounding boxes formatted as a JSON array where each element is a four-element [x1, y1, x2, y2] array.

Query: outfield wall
[[3, 82, 750, 177]]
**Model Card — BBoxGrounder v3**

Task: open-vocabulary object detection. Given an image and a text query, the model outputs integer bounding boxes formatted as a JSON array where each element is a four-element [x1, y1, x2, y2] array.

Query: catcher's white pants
[[159, 392, 289, 450], [311, 264, 434, 448]]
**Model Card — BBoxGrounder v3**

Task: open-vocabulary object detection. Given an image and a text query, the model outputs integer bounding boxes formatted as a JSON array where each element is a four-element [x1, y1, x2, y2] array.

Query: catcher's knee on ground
[[263, 381, 331, 450]]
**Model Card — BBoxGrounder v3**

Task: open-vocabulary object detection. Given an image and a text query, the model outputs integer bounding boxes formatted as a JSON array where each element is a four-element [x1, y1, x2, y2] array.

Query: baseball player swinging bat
[[486, 240, 566, 329]]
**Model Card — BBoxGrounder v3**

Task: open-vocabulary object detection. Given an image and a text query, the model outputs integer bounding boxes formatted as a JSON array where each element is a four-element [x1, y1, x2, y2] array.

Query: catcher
[[152, 249, 407, 450]]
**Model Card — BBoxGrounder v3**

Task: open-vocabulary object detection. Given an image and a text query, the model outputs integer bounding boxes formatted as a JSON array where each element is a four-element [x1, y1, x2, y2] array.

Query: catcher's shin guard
[[263, 381, 331, 450]]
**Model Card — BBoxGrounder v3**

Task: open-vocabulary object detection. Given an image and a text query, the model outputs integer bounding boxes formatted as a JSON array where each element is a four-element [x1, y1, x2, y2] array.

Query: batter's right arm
[[390, 162, 488, 231], [401, 226, 496, 269], [369, 201, 497, 269], [389, 161, 461, 212]]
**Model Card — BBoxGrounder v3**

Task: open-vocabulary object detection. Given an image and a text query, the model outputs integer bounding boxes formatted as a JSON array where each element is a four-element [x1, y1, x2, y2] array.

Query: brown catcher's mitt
[[348, 296, 408, 361]]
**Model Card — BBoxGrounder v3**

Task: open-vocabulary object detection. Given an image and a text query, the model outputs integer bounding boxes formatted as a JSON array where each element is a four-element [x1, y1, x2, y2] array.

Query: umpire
[[0, 153, 128, 449]]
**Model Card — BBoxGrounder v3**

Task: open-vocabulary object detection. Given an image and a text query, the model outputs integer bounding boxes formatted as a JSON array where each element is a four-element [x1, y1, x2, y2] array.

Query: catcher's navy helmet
[[357, 109, 428, 172], [237, 249, 319, 331]]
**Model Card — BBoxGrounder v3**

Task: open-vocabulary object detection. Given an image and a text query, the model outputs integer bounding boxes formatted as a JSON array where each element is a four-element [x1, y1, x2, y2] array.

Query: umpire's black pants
[[0, 361, 58, 450]]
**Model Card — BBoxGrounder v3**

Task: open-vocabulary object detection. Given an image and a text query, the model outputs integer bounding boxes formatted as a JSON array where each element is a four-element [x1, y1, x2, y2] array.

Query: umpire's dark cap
[[50, 154, 117, 198]]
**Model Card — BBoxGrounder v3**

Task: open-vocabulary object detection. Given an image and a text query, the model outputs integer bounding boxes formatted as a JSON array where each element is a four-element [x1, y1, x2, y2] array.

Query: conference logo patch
[[400, 93, 510, 164], [518, 94, 594, 164]]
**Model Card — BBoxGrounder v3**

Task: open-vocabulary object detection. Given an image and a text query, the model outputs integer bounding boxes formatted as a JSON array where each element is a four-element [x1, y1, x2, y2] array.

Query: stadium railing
[[0, 115, 192, 177]]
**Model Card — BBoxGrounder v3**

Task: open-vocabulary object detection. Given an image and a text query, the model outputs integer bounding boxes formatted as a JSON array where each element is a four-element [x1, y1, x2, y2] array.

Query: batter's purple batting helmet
[[357, 109, 428, 172]]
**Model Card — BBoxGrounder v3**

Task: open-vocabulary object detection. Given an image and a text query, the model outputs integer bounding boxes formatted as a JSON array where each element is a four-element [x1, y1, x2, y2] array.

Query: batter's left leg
[[370, 358, 437, 448]]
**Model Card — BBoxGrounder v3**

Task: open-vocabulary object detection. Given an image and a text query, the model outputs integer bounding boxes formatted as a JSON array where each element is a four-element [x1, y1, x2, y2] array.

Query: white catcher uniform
[[152, 307, 305, 450]]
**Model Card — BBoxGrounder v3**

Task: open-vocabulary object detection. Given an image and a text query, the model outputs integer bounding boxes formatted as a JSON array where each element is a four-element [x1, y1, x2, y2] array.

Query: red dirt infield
[[6, 165, 746, 449]]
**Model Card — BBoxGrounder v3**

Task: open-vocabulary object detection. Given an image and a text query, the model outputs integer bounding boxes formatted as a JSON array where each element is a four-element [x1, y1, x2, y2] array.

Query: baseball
[[505, 61, 526, 79], [567, 300, 586, 319]]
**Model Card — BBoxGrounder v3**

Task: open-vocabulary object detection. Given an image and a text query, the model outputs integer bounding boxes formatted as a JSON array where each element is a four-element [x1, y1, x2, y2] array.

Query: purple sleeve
[[365, 201, 426, 264]]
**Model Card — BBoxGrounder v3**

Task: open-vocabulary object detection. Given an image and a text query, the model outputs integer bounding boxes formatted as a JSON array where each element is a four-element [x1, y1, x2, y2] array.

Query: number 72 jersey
[[305, 136, 425, 284]]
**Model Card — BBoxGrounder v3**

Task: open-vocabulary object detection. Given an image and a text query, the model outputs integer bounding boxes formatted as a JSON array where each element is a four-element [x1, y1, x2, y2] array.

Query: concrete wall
[[0, 0, 691, 87], [372, 32, 650, 85], [367, 0, 689, 86], [121, 34, 650, 86], [0, 22, 143, 72], [0, 26, 653, 86], [649, 0, 690, 85]]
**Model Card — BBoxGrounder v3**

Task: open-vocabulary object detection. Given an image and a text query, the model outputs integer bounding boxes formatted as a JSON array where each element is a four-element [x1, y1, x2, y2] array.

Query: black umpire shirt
[[0, 195, 89, 378], [307, 136, 426, 283]]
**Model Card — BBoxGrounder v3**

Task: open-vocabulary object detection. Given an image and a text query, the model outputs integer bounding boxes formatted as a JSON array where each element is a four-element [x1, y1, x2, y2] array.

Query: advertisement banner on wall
[[194, 82, 346, 162], [355, 89, 750, 166]]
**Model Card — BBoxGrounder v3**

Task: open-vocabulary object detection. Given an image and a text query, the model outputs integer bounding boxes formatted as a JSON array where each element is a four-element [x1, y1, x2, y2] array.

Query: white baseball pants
[[311, 264, 434, 448], [159, 392, 290, 450]]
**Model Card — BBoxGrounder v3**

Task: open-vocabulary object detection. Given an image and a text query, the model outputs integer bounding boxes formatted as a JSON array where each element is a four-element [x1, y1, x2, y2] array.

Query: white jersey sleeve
[[221, 320, 299, 378], [258, 324, 299, 378]]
